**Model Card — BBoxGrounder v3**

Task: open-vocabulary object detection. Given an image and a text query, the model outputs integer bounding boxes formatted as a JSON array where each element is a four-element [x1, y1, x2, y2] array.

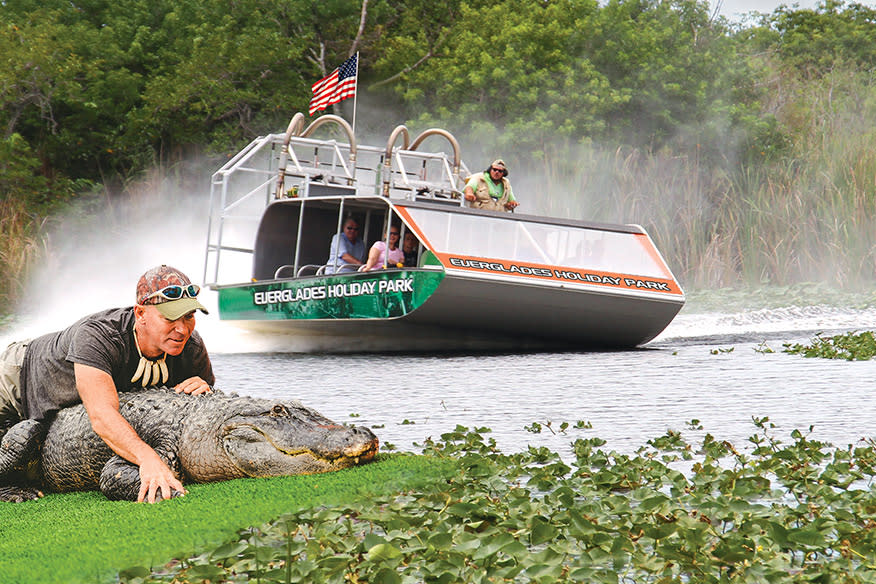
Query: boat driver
[[0, 265, 214, 503], [463, 159, 519, 212], [325, 216, 366, 273]]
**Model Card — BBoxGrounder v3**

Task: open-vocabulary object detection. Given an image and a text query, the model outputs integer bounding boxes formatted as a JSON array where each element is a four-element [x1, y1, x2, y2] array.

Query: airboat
[[202, 113, 685, 351]]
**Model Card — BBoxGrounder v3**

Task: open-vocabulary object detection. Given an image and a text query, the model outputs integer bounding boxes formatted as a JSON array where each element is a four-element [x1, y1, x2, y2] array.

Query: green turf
[[0, 454, 454, 584]]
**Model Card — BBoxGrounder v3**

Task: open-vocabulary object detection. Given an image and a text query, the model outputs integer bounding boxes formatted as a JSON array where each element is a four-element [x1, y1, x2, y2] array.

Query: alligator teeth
[[151, 362, 161, 387], [131, 325, 169, 387], [141, 361, 152, 387], [130, 357, 146, 384], [159, 359, 169, 385]]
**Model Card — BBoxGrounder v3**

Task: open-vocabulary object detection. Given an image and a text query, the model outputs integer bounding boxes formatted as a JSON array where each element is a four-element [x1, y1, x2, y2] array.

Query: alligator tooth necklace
[[130, 326, 168, 387]]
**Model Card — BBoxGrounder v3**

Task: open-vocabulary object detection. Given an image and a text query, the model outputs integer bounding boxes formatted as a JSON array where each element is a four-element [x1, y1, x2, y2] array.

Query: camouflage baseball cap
[[136, 265, 208, 321]]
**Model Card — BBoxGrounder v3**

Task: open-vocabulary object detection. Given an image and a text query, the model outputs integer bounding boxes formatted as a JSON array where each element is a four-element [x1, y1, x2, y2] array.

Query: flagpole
[[351, 52, 359, 137]]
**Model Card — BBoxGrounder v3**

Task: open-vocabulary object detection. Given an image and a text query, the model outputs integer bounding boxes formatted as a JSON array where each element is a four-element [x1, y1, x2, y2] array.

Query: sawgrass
[[0, 453, 453, 584], [0, 198, 47, 313]]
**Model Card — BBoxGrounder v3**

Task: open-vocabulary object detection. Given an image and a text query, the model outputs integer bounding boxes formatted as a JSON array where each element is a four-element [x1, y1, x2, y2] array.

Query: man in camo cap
[[463, 158, 519, 212], [0, 265, 214, 503]]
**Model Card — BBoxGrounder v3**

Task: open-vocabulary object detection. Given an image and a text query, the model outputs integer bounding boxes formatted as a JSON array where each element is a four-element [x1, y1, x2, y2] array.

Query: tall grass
[[0, 199, 48, 314], [526, 67, 876, 291], [6, 158, 217, 319]]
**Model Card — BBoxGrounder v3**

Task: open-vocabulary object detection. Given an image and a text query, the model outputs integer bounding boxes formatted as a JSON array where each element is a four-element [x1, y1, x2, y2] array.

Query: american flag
[[309, 54, 358, 115]]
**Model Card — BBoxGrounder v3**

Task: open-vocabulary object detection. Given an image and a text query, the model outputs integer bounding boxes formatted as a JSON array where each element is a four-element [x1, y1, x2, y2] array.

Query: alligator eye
[[270, 404, 289, 417]]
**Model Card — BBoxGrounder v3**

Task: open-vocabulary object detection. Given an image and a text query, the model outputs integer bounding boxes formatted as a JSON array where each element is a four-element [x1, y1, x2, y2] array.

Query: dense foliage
[[2, 0, 876, 307], [132, 422, 876, 583]]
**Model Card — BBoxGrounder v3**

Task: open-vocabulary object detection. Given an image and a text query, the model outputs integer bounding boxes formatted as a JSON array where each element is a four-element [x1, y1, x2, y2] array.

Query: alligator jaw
[[213, 423, 379, 480]]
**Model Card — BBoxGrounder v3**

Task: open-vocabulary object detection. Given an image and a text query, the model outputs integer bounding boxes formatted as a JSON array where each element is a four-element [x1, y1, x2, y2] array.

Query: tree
[[762, 0, 876, 76], [379, 0, 621, 157]]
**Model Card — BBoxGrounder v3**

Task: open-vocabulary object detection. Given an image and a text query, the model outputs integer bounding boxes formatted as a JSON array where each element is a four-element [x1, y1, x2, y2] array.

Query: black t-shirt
[[20, 307, 214, 422]]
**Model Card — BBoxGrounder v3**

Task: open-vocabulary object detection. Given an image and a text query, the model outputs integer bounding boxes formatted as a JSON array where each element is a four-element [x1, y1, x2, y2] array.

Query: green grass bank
[[0, 454, 453, 584]]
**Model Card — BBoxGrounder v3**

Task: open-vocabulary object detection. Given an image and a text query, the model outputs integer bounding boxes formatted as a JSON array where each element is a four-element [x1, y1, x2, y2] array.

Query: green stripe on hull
[[218, 270, 445, 321]]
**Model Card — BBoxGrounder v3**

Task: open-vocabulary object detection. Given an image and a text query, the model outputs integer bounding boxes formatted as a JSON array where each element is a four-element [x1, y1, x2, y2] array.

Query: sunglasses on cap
[[143, 284, 200, 303]]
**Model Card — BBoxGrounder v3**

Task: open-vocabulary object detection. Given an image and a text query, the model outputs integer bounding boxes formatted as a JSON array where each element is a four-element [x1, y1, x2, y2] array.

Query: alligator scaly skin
[[1, 388, 378, 502]]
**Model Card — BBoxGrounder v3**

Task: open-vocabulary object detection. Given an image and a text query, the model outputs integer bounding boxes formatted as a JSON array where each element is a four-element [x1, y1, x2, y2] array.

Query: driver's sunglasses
[[144, 284, 200, 302], [490, 167, 504, 173]]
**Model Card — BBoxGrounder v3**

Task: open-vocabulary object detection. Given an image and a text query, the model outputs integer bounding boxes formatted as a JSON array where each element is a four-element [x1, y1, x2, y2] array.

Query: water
[[208, 303, 876, 458]]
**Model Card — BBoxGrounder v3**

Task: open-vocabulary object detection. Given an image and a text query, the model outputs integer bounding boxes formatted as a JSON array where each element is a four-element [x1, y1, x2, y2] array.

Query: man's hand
[[174, 376, 212, 395], [505, 201, 519, 210], [340, 253, 362, 266], [74, 363, 189, 504], [138, 451, 186, 503], [464, 186, 476, 202]]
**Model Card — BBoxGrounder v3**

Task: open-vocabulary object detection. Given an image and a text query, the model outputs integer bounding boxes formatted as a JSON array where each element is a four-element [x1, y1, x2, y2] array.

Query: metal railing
[[203, 114, 470, 286]]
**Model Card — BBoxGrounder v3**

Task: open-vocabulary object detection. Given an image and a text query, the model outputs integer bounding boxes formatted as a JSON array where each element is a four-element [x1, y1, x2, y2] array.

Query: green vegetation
[[3, 0, 876, 307], [129, 422, 876, 583], [8, 420, 876, 582], [0, 454, 454, 584], [784, 330, 876, 361]]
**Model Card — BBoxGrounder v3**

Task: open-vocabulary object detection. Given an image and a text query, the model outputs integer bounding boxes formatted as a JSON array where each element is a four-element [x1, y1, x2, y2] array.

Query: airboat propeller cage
[[275, 113, 358, 200], [203, 113, 685, 350]]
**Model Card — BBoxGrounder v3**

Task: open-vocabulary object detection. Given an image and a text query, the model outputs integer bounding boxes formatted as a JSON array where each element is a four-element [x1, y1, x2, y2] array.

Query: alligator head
[[178, 395, 379, 483]]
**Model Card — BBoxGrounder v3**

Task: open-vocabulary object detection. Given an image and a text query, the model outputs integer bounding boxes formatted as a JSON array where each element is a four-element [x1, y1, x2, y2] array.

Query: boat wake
[[654, 304, 876, 346], [197, 303, 876, 354]]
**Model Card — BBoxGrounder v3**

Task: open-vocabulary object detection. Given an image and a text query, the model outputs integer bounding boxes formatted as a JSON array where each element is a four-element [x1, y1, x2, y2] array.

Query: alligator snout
[[343, 426, 379, 458]]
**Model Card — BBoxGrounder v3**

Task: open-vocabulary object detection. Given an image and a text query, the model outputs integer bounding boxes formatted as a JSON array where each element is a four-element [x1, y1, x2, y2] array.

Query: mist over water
[[659, 303, 876, 344], [5, 182, 212, 346]]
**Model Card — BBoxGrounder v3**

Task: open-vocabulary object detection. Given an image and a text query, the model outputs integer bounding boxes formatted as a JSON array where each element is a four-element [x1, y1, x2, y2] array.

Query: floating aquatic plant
[[784, 331, 876, 361], [753, 340, 775, 354], [131, 419, 876, 583], [710, 346, 735, 355]]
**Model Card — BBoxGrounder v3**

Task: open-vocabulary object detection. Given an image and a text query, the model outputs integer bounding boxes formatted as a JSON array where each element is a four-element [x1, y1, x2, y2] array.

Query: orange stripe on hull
[[435, 252, 682, 296]]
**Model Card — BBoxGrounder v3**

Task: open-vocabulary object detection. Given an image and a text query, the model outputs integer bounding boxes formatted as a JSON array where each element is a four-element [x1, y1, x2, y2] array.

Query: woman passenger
[[360, 226, 404, 271]]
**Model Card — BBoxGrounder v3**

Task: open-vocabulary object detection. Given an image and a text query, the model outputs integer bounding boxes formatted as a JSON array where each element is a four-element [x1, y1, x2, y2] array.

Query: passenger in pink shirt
[[360, 227, 404, 271]]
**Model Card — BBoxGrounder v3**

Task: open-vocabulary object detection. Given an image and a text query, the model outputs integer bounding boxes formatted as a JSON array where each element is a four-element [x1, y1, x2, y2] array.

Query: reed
[[514, 60, 876, 291], [9, 133, 875, 303], [531, 112, 876, 290], [0, 199, 49, 313]]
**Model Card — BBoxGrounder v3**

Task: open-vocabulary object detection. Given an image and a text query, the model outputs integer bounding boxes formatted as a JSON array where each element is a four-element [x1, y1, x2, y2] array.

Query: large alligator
[[0, 388, 378, 502]]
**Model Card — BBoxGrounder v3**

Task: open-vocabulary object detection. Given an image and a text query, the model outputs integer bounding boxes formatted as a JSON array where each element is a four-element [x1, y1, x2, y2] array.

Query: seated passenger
[[325, 217, 366, 274], [402, 231, 419, 267], [360, 226, 403, 271]]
